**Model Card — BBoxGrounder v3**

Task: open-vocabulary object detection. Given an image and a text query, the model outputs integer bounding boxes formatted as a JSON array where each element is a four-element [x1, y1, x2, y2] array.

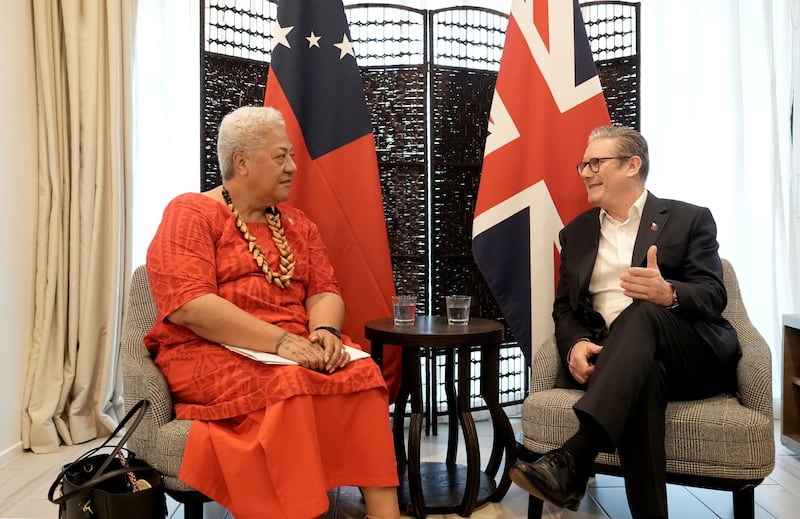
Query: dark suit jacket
[[552, 192, 741, 383]]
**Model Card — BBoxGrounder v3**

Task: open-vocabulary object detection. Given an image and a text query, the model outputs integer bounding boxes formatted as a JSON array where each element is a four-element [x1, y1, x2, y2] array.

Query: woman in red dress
[[145, 106, 400, 519]]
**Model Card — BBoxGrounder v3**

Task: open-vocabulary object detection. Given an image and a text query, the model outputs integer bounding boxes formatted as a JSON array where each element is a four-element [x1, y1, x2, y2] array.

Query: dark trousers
[[573, 301, 731, 519]]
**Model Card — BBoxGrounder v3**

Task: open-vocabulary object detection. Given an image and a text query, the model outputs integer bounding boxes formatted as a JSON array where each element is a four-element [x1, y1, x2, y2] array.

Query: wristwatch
[[666, 283, 679, 309]]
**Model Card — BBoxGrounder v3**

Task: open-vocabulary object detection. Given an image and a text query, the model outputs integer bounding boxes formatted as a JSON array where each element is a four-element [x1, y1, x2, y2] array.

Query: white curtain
[[788, 0, 800, 352], [131, 0, 200, 269], [640, 0, 797, 397], [22, 0, 135, 453]]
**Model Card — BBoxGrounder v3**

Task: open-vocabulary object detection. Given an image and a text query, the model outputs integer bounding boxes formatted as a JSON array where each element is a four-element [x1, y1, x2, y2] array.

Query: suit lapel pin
[[651, 222, 659, 231]]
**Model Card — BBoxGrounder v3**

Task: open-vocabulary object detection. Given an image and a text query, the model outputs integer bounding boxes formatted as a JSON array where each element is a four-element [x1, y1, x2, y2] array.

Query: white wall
[[0, 0, 38, 464]]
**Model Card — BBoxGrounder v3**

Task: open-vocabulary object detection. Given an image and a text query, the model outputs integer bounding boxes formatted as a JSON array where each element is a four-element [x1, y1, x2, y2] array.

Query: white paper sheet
[[221, 343, 370, 365]]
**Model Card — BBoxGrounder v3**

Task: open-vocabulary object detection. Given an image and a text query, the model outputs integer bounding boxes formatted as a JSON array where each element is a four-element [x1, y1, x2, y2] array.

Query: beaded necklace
[[221, 187, 295, 288]]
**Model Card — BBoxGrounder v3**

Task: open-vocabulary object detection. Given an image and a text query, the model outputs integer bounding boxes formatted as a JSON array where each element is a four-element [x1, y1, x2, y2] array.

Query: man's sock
[[562, 419, 607, 476]]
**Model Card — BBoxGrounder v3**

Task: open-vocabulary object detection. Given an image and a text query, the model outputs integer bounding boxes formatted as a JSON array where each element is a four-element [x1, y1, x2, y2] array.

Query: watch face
[[670, 287, 679, 308]]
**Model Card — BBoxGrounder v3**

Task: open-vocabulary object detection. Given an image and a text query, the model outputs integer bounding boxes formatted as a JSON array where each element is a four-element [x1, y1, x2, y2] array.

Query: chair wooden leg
[[732, 487, 754, 519], [527, 494, 544, 519], [184, 496, 205, 519]]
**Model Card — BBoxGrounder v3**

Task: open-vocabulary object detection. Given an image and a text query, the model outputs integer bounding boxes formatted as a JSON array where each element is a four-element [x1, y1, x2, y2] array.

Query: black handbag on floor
[[47, 399, 167, 519]]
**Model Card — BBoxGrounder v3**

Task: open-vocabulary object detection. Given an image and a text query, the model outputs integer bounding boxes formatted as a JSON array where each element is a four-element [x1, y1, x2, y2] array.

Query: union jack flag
[[472, 0, 611, 361]]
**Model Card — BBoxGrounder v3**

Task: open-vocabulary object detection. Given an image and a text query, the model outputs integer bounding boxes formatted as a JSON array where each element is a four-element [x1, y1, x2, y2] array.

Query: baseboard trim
[[0, 441, 23, 467]]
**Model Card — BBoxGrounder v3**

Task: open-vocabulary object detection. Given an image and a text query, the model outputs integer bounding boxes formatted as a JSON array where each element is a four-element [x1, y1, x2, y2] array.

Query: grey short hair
[[217, 106, 286, 180], [588, 126, 650, 182]]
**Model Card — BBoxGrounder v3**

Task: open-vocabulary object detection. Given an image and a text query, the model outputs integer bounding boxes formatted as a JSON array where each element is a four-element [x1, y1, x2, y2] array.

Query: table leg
[[369, 340, 405, 467], [425, 351, 432, 436], [480, 343, 516, 501], [405, 346, 427, 519], [429, 351, 439, 436], [444, 349, 458, 465], [392, 345, 410, 469], [371, 341, 384, 370], [456, 346, 480, 516]]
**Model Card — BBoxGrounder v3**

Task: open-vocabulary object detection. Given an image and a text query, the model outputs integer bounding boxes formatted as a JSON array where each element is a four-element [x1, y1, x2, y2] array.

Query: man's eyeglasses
[[576, 156, 631, 174]]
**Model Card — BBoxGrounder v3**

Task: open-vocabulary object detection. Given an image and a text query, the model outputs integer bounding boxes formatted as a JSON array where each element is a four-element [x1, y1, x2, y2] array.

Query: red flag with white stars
[[264, 0, 401, 398]]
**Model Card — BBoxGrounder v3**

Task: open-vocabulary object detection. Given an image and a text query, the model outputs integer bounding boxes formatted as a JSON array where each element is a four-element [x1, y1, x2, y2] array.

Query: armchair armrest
[[530, 335, 561, 392], [719, 259, 773, 418], [122, 352, 175, 455], [733, 323, 773, 417]]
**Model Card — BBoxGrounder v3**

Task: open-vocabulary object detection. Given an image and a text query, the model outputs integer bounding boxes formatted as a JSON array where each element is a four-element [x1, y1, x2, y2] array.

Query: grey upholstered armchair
[[121, 265, 209, 519], [518, 259, 775, 519]]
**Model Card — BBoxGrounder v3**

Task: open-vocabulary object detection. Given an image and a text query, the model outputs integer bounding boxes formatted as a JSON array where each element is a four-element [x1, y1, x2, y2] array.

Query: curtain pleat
[[22, 0, 135, 453]]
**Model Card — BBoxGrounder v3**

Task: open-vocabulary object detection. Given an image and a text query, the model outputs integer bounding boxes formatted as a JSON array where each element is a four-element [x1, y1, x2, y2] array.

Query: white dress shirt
[[589, 190, 648, 327]]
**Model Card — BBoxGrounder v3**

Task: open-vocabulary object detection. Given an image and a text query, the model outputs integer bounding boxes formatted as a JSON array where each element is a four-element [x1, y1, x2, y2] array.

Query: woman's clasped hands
[[275, 329, 350, 373]]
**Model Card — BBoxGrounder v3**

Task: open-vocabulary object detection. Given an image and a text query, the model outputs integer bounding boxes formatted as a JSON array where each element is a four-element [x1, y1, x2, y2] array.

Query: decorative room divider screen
[[200, 0, 640, 418]]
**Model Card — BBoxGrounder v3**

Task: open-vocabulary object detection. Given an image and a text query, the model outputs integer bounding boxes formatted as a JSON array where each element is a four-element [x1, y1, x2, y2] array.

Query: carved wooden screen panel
[[583, 1, 641, 130], [427, 7, 519, 416], [348, 5, 430, 312]]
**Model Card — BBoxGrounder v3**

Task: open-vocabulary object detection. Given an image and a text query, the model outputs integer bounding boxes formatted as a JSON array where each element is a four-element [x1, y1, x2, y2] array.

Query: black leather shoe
[[509, 448, 589, 511]]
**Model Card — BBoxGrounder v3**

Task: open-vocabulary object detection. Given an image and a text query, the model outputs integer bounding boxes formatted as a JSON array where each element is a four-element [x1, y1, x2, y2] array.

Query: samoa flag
[[472, 0, 611, 362], [264, 0, 401, 398]]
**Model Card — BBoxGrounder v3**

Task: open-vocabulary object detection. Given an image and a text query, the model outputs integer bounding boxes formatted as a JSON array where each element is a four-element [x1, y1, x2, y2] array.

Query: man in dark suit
[[509, 126, 741, 518]]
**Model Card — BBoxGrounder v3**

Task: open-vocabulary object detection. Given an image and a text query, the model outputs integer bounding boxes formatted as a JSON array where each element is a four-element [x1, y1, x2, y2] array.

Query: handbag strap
[[47, 399, 151, 505], [85, 399, 149, 477]]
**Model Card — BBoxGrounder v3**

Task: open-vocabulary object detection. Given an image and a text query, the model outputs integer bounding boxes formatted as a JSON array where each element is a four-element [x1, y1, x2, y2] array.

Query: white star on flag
[[272, 22, 294, 50], [333, 33, 355, 59], [306, 31, 321, 48]]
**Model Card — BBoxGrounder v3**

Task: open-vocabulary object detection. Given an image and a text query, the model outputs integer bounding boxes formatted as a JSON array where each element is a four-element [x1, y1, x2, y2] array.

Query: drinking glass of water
[[392, 295, 417, 325], [445, 295, 471, 325]]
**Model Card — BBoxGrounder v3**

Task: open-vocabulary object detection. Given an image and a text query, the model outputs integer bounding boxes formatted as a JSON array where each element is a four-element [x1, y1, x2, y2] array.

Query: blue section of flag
[[572, 0, 597, 86], [271, 0, 372, 159], [472, 210, 532, 358]]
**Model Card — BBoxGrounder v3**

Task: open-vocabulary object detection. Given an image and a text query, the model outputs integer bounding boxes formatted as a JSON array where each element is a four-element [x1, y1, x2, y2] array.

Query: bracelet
[[313, 326, 341, 340], [275, 331, 290, 354]]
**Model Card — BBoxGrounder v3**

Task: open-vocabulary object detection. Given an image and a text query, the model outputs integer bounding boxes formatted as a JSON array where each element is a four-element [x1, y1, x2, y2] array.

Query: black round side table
[[364, 316, 515, 518]]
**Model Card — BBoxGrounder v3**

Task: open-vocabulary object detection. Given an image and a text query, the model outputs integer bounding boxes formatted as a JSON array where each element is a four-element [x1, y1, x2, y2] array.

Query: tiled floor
[[1, 416, 799, 518]]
